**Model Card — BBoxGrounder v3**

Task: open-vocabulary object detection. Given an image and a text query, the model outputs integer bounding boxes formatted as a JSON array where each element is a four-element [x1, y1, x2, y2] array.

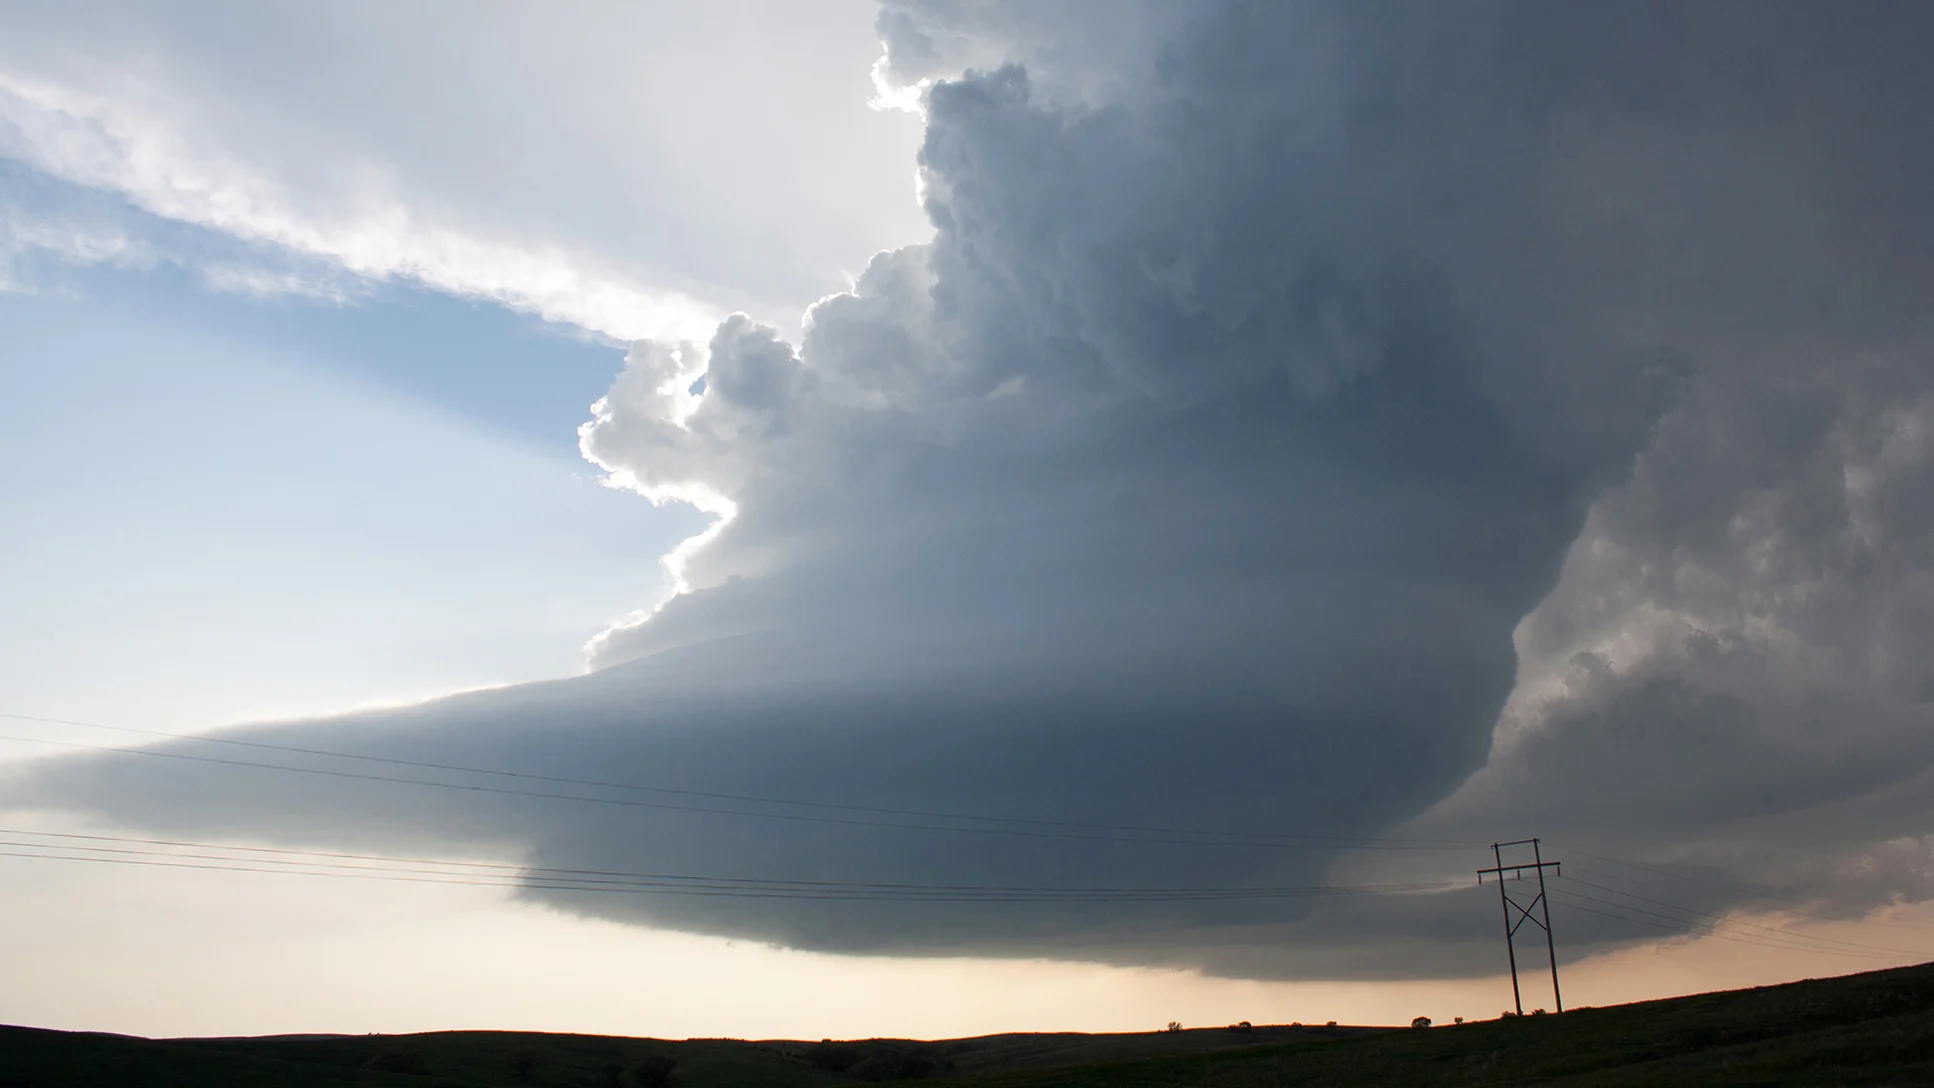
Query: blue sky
[[7, 0, 1934, 1044], [0, 0, 921, 737], [0, 228, 702, 733]]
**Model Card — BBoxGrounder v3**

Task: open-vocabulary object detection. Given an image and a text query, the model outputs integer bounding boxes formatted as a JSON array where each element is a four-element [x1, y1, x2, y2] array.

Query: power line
[[1553, 844, 1811, 905], [0, 821, 1913, 971], [1562, 863, 1769, 903], [0, 827, 1419, 893], [1546, 895, 1898, 959], [0, 715, 1478, 851], [1550, 890, 1905, 960], [1548, 843, 1934, 939], [1552, 887, 1848, 956], [1554, 888, 1841, 958], [0, 828, 1449, 894], [0, 839, 1321, 899], [0, 730, 1410, 851], [1549, 886, 1920, 961], [9, 716, 1918, 963], [1560, 876, 1934, 959], [0, 831, 1463, 903]]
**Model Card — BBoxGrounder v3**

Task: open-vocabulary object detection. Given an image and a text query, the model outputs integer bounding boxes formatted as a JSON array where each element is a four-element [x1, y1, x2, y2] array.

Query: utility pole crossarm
[[1477, 860, 1562, 881]]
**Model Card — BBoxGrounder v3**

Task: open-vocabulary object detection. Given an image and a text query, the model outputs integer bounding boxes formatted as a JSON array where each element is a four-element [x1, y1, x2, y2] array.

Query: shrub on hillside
[[806, 1039, 944, 1079], [631, 1053, 678, 1087], [505, 1048, 542, 1082], [893, 1049, 938, 1079], [809, 1040, 861, 1071]]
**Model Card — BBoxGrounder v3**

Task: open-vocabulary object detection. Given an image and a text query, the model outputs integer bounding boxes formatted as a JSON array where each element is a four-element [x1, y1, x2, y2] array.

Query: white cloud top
[[16, 0, 1934, 981]]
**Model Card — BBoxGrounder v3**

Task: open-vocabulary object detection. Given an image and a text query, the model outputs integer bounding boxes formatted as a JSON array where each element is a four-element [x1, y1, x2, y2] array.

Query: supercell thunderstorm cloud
[[16, 0, 1934, 980]]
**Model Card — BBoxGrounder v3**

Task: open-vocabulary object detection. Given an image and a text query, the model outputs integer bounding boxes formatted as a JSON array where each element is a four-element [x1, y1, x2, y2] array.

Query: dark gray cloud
[[14, 0, 1934, 979], [1422, 352, 1934, 900]]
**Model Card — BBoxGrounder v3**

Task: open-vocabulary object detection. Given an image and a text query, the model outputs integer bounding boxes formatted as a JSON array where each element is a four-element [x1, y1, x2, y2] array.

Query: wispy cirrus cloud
[[0, 72, 717, 340], [0, 0, 926, 340], [18, 0, 1934, 987]]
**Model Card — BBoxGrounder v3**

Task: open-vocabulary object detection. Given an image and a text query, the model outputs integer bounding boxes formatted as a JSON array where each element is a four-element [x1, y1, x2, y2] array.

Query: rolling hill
[[3, 961, 1931, 1086]]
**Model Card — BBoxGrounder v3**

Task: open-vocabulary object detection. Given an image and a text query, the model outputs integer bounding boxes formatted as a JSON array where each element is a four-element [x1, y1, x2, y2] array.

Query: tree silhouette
[[505, 1048, 541, 1082], [632, 1053, 678, 1088]]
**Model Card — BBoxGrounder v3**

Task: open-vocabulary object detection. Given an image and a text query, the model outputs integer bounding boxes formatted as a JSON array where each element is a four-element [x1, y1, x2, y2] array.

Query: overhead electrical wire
[[1554, 892, 1887, 962], [0, 711, 1479, 851], [1554, 844, 1874, 918], [1553, 894, 1911, 961], [1548, 883, 1930, 960], [1561, 862, 1771, 902], [0, 827, 1377, 892], [4, 829, 1915, 963], [1554, 844, 1777, 898], [4, 714, 1924, 962], [0, 828, 1911, 960], [1544, 894, 1907, 960], [1550, 840, 1934, 938], [1559, 875, 1934, 958], [0, 829, 1463, 903], [0, 729, 1452, 852]]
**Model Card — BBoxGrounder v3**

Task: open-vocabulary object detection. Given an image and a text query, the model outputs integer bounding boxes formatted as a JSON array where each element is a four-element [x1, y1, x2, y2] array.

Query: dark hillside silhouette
[[3, 962, 1934, 1085]]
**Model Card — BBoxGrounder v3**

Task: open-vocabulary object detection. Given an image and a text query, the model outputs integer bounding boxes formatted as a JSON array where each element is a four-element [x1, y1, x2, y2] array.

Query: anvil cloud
[[18, 0, 1934, 980]]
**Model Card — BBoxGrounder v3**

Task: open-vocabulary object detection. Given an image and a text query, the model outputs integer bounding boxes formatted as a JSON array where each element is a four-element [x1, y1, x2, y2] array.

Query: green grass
[[4, 961, 1933, 1086]]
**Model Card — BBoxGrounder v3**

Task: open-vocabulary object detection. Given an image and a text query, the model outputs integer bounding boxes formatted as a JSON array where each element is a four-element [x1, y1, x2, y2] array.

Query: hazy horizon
[[6, 0, 1934, 1041]]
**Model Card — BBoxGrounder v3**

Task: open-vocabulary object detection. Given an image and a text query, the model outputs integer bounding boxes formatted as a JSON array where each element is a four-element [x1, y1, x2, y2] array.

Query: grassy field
[[3, 962, 1932, 1086]]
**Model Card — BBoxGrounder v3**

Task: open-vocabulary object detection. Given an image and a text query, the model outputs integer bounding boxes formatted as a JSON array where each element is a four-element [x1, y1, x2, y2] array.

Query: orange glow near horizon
[[1, 809, 1924, 1041]]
